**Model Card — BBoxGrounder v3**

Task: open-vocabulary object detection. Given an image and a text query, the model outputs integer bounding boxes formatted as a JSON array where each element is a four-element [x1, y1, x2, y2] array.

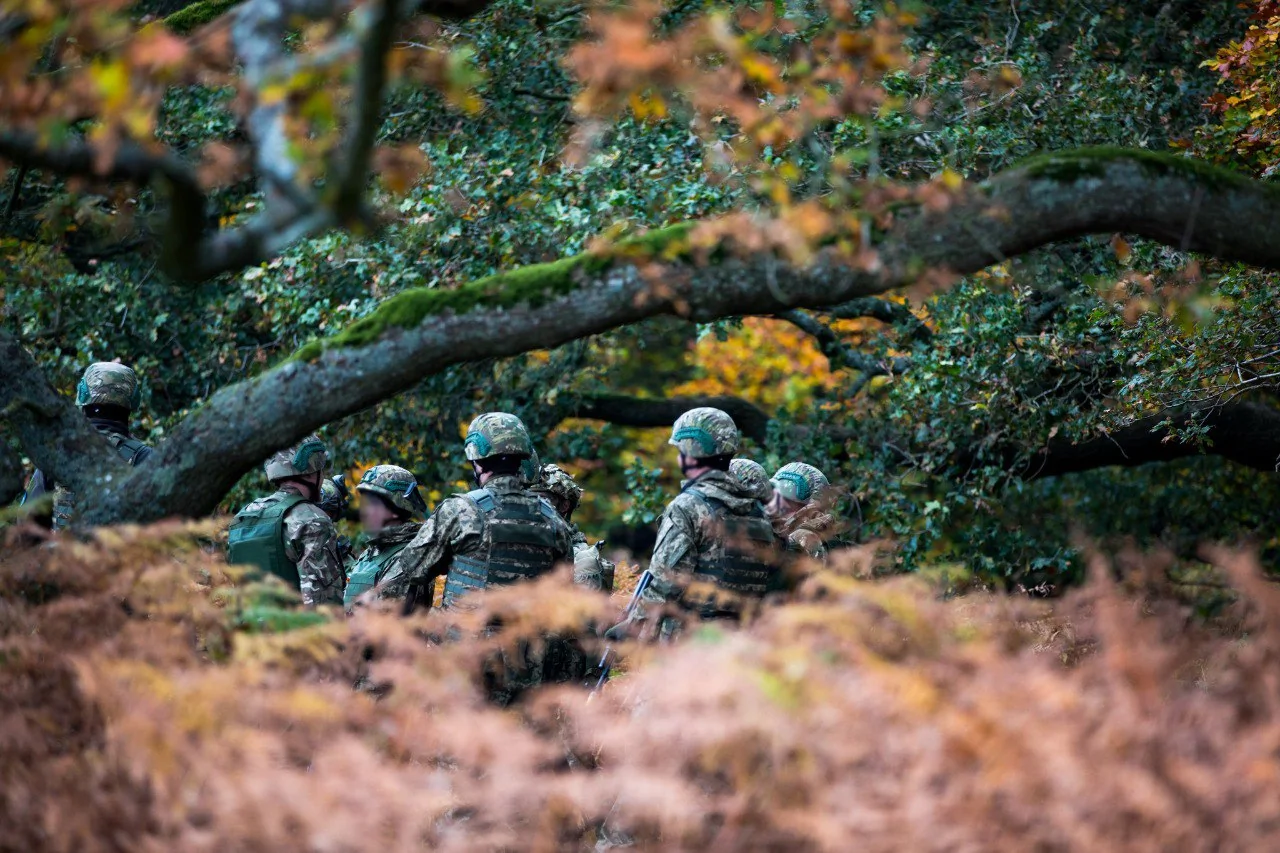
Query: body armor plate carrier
[[227, 493, 308, 591], [443, 488, 563, 606], [687, 487, 780, 617], [344, 541, 410, 607]]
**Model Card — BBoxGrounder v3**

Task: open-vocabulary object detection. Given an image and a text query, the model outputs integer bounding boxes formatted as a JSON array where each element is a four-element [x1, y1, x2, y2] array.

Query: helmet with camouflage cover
[[319, 475, 351, 520], [771, 462, 831, 504], [357, 464, 427, 518], [520, 449, 542, 487], [464, 412, 534, 461], [263, 434, 330, 482], [76, 362, 141, 410], [669, 407, 739, 458], [533, 463, 584, 515], [730, 458, 774, 502]]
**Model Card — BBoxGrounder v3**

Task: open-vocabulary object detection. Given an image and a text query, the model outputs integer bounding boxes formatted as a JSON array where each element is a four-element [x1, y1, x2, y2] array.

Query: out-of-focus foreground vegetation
[[4, 522, 1280, 850]]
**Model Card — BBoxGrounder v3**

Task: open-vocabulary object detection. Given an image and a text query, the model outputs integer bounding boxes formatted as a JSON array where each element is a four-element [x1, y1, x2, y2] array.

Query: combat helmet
[[319, 475, 351, 520], [76, 362, 141, 410], [520, 449, 543, 487], [464, 412, 534, 460], [264, 434, 330, 483], [357, 464, 427, 518], [730, 458, 774, 502], [771, 462, 831, 504], [533, 463, 584, 515], [669, 407, 739, 458]]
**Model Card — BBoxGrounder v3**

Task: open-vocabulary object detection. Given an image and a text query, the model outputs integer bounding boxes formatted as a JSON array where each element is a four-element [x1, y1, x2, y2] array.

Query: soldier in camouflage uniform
[[532, 462, 615, 592], [377, 412, 574, 609], [612, 408, 779, 637], [377, 413, 577, 705], [767, 462, 840, 561], [21, 362, 153, 530], [343, 465, 426, 608], [226, 435, 346, 607], [319, 475, 355, 566], [729, 458, 774, 504]]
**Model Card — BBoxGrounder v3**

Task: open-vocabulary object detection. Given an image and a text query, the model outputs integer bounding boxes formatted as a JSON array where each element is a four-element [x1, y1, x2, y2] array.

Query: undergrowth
[[1, 521, 1278, 850]]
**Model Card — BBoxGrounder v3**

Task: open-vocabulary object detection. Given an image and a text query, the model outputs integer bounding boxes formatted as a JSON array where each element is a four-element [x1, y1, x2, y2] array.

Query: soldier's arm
[[377, 497, 477, 602], [645, 500, 699, 606], [287, 506, 346, 607], [791, 529, 827, 561]]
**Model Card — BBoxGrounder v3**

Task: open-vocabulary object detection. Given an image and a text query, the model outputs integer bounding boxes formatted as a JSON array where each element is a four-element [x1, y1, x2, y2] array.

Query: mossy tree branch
[[0, 329, 129, 505], [571, 394, 1280, 480], [64, 148, 1280, 524]]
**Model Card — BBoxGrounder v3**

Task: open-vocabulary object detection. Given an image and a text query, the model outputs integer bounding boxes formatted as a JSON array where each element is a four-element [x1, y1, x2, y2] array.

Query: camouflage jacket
[[774, 505, 841, 560], [377, 474, 574, 605], [345, 522, 421, 605], [23, 417, 153, 530], [647, 469, 776, 608], [236, 487, 346, 606]]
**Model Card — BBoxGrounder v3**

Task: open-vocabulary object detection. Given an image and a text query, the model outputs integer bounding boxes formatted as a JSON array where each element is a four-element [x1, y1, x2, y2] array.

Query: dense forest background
[[5, 0, 1279, 597]]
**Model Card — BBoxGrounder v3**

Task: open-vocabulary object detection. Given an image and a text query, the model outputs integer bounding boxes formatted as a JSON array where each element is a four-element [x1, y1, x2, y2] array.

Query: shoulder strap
[[534, 495, 559, 522], [275, 493, 310, 520], [237, 491, 307, 523], [462, 488, 496, 513], [685, 484, 725, 512], [102, 432, 152, 466]]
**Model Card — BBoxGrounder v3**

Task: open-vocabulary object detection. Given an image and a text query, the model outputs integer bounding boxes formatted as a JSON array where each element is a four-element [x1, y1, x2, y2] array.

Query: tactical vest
[[344, 539, 411, 607], [443, 488, 563, 607], [227, 493, 308, 590], [50, 432, 153, 530], [686, 488, 780, 613]]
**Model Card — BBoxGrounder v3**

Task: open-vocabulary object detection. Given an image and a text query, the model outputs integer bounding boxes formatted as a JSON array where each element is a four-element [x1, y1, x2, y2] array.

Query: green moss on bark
[[1019, 146, 1256, 191], [164, 0, 243, 33], [291, 222, 694, 362]]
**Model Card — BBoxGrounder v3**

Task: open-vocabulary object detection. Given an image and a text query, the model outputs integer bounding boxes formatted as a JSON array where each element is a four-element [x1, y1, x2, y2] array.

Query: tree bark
[[1024, 402, 1280, 477], [570, 394, 774, 444], [0, 329, 128, 500], [572, 393, 1280, 478], [0, 434, 25, 507], [41, 148, 1280, 524]]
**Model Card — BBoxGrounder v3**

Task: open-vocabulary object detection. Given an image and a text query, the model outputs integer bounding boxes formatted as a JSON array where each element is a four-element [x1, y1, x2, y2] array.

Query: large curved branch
[[1023, 402, 1280, 478], [569, 392, 1280, 480], [571, 394, 773, 443], [0, 329, 128, 500], [0, 131, 206, 272], [90, 149, 1280, 523], [0, 433, 23, 507]]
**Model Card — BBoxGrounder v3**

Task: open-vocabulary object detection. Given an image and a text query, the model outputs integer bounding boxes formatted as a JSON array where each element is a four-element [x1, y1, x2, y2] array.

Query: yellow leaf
[[91, 59, 130, 110]]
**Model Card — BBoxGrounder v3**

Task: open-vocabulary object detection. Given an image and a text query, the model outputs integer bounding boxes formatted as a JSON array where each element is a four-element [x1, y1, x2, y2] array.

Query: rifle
[[590, 569, 653, 694]]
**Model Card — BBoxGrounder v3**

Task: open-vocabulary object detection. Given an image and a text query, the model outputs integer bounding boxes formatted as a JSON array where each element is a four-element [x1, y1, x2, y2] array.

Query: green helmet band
[[464, 433, 492, 458], [292, 439, 327, 473], [672, 426, 717, 456], [775, 471, 811, 501]]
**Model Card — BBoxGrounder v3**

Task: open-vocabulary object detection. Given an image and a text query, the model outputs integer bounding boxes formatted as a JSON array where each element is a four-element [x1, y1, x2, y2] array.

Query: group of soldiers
[[21, 363, 843, 643]]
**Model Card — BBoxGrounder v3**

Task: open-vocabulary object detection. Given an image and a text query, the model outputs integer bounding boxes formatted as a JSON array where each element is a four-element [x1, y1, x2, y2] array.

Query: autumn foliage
[[1194, 0, 1280, 175], [3, 521, 1280, 850]]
